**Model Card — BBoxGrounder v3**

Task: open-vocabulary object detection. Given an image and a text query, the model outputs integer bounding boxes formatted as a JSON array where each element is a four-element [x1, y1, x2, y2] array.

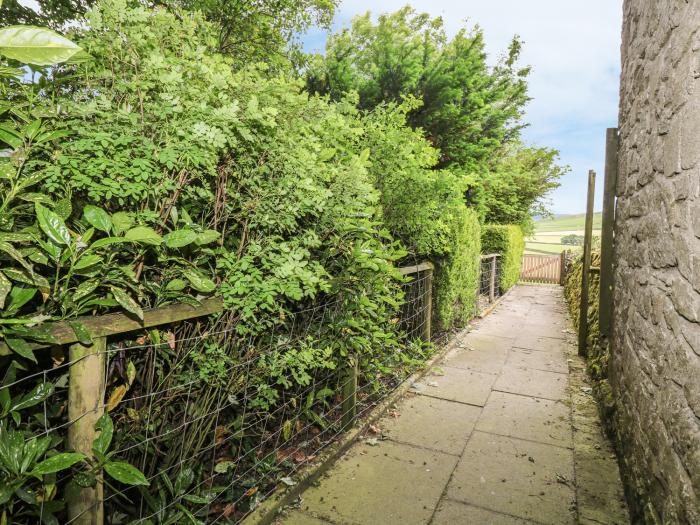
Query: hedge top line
[[1, 262, 435, 356]]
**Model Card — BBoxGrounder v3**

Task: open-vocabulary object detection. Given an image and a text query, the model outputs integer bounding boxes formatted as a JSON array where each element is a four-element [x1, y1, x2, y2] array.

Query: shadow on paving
[[273, 286, 629, 525]]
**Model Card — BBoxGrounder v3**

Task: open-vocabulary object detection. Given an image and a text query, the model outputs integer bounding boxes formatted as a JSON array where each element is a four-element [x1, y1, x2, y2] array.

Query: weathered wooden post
[[578, 170, 596, 357], [489, 255, 497, 303], [340, 354, 358, 429], [599, 128, 619, 342], [67, 337, 107, 525], [422, 265, 433, 342]]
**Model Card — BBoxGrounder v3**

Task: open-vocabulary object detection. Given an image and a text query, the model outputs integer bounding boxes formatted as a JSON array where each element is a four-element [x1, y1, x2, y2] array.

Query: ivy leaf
[[111, 212, 134, 235], [83, 205, 112, 233], [35, 203, 70, 245], [31, 452, 85, 476], [0, 26, 81, 66], [73, 254, 102, 270], [92, 413, 113, 456], [104, 461, 149, 486], [182, 269, 216, 293], [0, 124, 22, 149], [164, 278, 186, 291], [0, 270, 11, 308], [11, 381, 53, 411], [110, 286, 144, 320], [68, 321, 92, 345], [124, 226, 162, 246], [163, 229, 197, 249], [194, 230, 221, 246], [72, 280, 99, 302], [5, 338, 37, 363]]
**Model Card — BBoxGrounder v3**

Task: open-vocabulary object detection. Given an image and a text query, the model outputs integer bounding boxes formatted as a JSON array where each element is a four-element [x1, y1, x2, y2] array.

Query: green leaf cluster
[[481, 224, 525, 292]]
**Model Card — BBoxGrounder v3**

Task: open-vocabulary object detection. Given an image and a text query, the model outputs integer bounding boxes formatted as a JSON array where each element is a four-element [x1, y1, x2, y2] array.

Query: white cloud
[[305, 0, 624, 214]]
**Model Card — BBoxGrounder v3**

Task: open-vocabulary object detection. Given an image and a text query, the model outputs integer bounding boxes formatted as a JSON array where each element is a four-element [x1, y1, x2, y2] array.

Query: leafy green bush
[[481, 224, 525, 292], [0, 1, 410, 521], [359, 102, 481, 331]]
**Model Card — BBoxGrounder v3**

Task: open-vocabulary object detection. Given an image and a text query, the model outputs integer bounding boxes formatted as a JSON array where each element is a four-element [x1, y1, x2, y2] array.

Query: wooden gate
[[520, 254, 562, 284]]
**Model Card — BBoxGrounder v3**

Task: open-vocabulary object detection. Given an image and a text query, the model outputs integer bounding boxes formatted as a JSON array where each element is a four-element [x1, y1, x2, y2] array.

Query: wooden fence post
[[341, 354, 358, 429], [423, 266, 433, 342], [489, 255, 497, 303], [67, 337, 107, 525], [599, 128, 618, 342], [578, 170, 596, 357]]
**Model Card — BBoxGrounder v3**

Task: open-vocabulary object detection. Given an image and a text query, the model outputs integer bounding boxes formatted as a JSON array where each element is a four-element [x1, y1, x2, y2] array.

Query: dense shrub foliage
[[481, 224, 525, 292], [0, 0, 561, 521], [360, 102, 481, 330], [306, 7, 566, 231]]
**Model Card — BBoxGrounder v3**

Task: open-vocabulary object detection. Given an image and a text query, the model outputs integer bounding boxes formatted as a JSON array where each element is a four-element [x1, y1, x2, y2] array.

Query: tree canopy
[[305, 6, 566, 228], [306, 7, 531, 171], [0, 0, 337, 67]]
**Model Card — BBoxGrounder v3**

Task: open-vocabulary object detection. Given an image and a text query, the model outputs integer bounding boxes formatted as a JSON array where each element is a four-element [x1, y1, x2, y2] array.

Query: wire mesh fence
[[477, 254, 502, 313], [0, 265, 435, 525]]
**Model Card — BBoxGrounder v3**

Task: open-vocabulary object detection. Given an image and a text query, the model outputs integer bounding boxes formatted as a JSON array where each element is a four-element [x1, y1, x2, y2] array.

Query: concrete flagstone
[[274, 286, 628, 525], [493, 365, 569, 401]]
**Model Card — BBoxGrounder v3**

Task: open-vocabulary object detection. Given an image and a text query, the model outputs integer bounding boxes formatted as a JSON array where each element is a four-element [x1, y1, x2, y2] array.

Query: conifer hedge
[[480, 224, 525, 292]]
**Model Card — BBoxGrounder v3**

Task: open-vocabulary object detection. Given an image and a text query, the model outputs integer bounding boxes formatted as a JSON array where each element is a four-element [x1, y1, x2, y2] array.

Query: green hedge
[[433, 209, 481, 331], [481, 224, 525, 291], [360, 105, 481, 332]]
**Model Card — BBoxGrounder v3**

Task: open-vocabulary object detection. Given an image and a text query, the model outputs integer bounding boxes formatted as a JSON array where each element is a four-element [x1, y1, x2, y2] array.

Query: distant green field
[[532, 212, 602, 232], [525, 213, 602, 255]]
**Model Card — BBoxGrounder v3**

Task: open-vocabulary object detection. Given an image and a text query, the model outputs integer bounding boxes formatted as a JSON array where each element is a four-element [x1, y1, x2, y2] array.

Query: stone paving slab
[[380, 393, 481, 455], [297, 440, 457, 525], [494, 365, 569, 401], [475, 391, 573, 448], [446, 431, 576, 524], [442, 334, 510, 375], [432, 499, 535, 524], [276, 511, 331, 524], [273, 286, 627, 525], [506, 346, 569, 374], [414, 366, 496, 406], [513, 334, 571, 353]]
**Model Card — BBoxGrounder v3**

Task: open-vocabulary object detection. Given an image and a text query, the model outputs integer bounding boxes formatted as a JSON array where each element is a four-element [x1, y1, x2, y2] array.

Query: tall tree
[[306, 6, 531, 171], [467, 145, 566, 232], [1, 0, 337, 67]]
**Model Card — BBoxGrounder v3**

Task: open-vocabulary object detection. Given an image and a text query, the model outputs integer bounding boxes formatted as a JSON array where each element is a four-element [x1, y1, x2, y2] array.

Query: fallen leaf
[[366, 438, 379, 446], [106, 384, 128, 412], [280, 477, 296, 486], [368, 424, 381, 434], [243, 487, 258, 498], [215, 425, 227, 444], [166, 331, 176, 349], [222, 503, 236, 518]]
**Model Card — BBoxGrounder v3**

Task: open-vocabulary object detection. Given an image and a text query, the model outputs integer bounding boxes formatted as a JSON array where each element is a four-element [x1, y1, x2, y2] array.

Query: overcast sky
[[303, 0, 624, 215]]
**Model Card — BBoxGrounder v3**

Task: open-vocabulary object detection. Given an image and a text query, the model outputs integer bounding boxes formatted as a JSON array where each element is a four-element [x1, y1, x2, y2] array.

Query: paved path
[[276, 286, 628, 525]]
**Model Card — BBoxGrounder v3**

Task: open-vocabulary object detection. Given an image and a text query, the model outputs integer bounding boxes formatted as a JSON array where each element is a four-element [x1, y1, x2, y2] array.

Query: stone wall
[[613, 1, 700, 522]]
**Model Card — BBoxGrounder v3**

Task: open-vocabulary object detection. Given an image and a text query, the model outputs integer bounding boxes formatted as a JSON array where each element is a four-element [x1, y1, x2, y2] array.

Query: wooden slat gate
[[520, 254, 562, 284]]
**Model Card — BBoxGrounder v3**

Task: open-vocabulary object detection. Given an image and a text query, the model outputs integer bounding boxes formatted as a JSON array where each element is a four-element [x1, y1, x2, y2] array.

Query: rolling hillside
[[525, 213, 602, 255]]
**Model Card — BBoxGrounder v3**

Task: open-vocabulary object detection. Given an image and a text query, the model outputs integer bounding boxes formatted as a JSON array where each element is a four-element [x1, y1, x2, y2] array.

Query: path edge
[[243, 293, 511, 525]]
